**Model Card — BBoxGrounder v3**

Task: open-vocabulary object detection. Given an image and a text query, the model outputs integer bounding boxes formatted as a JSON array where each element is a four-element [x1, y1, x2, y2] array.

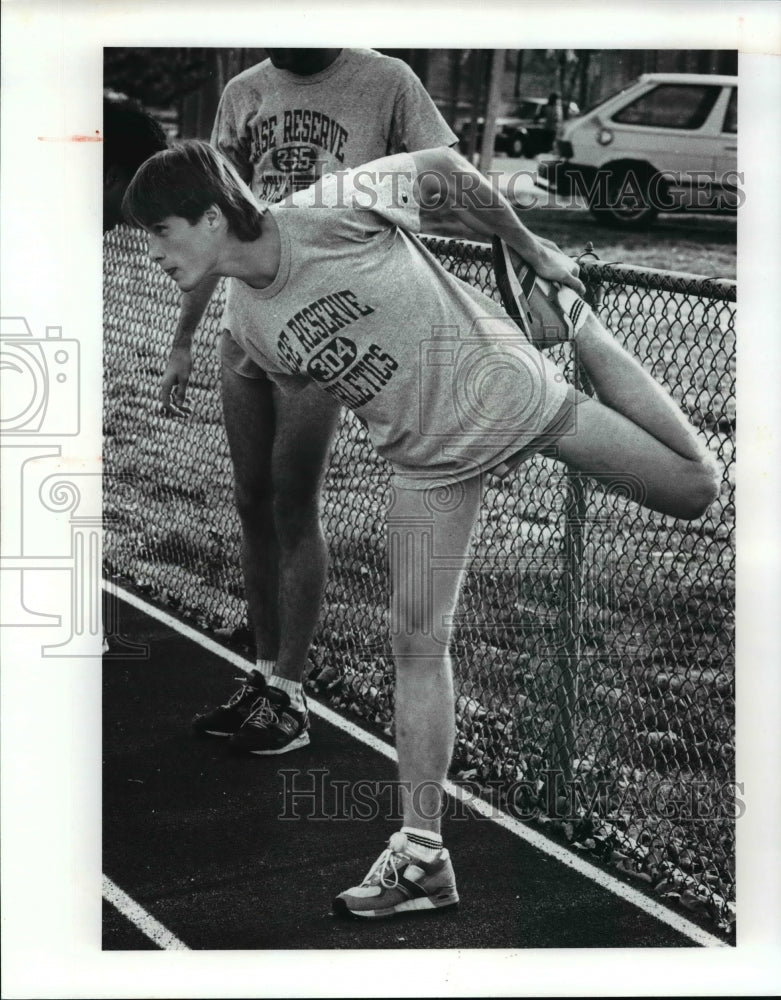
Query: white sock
[[255, 659, 276, 681], [401, 826, 443, 862], [270, 675, 306, 712]]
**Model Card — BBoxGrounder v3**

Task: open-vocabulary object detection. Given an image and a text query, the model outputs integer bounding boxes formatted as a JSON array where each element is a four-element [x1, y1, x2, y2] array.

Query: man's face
[[146, 214, 217, 292]]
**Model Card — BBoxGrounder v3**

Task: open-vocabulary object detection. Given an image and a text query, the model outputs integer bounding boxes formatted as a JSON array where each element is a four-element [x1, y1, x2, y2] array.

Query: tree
[[545, 49, 594, 113], [103, 48, 214, 107]]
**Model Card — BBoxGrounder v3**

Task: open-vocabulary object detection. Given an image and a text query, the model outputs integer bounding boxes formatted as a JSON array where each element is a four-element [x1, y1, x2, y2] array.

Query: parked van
[[537, 73, 739, 227]]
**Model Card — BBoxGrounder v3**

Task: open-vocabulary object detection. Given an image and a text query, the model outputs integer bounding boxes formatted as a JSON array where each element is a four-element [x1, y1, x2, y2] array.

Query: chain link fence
[[103, 226, 735, 936]]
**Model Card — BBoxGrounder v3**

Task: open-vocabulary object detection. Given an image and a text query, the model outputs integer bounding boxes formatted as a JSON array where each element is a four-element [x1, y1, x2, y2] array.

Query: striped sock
[[270, 675, 306, 713], [401, 826, 443, 862], [555, 285, 592, 338], [255, 659, 276, 681]]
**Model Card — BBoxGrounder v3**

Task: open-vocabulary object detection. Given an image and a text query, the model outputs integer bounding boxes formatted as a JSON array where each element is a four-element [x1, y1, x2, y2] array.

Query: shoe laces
[[223, 676, 261, 710], [244, 696, 278, 730], [362, 834, 411, 889]]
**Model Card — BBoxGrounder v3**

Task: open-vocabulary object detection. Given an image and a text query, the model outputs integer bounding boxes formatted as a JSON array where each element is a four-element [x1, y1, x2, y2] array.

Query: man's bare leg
[[388, 476, 483, 831], [221, 371, 340, 675], [555, 313, 720, 519], [269, 383, 341, 682], [332, 475, 481, 917], [207, 368, 340, 751], [220, 366, 279, 661], [192, 362, 281, 738]]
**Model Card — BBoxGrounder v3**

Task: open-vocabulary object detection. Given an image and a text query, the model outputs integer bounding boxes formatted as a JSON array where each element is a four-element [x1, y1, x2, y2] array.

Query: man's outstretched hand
[[159, 345, 193, 418], [527, 238, 586, 296]]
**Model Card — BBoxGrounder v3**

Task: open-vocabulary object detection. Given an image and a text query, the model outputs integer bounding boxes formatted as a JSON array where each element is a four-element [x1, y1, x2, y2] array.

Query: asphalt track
[[103, 588, 720, 951]]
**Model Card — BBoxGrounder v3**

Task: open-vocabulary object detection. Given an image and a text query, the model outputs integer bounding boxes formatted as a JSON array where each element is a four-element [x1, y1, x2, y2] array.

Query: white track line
[[103, 580, 728, 948], [102, 874, 189, 950]]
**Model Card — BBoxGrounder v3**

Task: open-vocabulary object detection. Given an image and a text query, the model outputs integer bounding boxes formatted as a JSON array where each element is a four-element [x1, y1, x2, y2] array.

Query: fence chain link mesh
[[104, 226, 735, 935]]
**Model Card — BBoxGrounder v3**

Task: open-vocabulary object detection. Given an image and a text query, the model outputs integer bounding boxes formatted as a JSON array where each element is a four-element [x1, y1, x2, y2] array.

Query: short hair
[[103, 95, 167, 177], [121, 139, 264, 242]]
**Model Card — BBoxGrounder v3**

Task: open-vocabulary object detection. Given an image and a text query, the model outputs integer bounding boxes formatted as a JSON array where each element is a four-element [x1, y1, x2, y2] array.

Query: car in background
[[459, 97, 580, 158], [536, 72, 738, 228]]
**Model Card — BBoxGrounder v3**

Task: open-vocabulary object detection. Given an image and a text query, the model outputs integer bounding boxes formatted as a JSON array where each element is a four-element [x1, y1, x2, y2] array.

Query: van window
[[581, 81, 635, 116], [722, 88, 737, 133], [611, 84, 721, 130]]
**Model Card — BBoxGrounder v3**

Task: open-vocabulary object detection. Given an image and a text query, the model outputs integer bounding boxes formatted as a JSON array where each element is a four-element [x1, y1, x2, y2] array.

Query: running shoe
[[228, 682, 310, 755], [332, 832, 459, 918], [492, 235, 591, 346], [191, 669, 267, 737]]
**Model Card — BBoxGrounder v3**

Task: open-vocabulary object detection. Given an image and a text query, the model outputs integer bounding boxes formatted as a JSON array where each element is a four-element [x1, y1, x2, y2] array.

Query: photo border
[[2, 2, 779, 996]]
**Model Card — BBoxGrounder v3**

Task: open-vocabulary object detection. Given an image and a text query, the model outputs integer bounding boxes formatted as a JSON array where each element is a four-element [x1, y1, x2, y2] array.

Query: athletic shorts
[[488, 384, 589, 479], [220, 328, 269, 381]]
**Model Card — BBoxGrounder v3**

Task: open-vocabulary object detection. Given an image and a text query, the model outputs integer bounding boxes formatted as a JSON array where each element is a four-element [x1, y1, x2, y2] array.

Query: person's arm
[[409, 146, 586, 295], [159, 275, 220, 414]]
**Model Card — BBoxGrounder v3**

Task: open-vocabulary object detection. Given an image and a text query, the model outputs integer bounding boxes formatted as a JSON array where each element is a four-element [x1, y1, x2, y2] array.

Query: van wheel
[[589, 167, 661, 229]]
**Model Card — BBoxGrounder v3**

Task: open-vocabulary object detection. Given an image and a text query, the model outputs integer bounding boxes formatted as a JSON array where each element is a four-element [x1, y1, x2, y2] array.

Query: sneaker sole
[[332, 891, 459, 919], [238, 731, 312, 756], [192, 726, 236, 738]]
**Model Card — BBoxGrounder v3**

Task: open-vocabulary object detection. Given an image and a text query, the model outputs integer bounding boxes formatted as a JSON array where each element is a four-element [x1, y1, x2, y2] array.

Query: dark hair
[[121, 139, 264, 242], [103, 95, 167, 177]]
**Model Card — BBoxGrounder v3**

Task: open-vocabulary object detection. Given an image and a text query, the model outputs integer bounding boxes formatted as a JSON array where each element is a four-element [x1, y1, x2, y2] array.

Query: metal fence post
[[550, 260, 601, 784], [551, 474, 585, 784]]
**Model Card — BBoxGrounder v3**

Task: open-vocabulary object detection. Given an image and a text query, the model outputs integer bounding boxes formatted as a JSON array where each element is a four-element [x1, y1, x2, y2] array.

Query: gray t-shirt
[[225, 157, 569, 489], [211, 48, 457, 203]]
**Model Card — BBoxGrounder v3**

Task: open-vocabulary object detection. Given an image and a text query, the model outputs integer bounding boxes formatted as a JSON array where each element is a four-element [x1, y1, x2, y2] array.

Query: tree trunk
[[447, 49, 461, 129], [514, 49, 524, 99], [478, 49, 504, 175], [463, 49, 485, 161]]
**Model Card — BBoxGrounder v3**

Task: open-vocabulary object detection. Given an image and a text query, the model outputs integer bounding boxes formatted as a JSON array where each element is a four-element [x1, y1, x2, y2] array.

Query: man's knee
[[390, 599, 452, 658], [232, 463, 327, 544], [272, 479, 325, 548], [678, 453, 721, 520], [233, 479, 273, 526]]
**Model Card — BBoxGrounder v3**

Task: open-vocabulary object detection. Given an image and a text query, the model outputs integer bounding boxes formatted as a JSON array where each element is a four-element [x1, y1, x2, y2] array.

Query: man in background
[[163, 49, 458, 755]]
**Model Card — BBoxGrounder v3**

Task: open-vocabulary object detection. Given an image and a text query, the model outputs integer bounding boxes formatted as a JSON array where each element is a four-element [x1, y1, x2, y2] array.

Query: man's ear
[[203, 204, 223, 229]]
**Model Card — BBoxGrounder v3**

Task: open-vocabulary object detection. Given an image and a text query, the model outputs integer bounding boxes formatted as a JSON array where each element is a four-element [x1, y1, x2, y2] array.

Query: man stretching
[[122, 141, 719, 917]]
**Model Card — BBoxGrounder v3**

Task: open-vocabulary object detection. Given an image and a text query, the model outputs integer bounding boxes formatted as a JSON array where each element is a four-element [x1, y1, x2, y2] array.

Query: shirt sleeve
[[210, 81, 253, 184], [288, 152, 421, 236], [386, 61, 458, 153]]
